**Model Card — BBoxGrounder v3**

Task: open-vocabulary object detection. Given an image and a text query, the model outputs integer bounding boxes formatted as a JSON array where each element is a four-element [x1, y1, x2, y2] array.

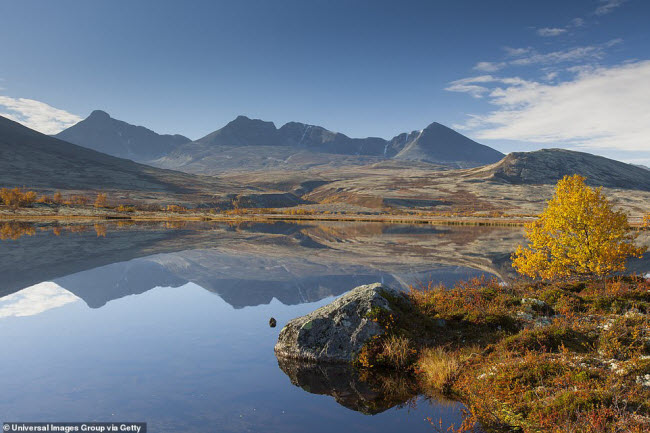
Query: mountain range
[[54, 111, 505, 171], [1, 109, 649, 215]]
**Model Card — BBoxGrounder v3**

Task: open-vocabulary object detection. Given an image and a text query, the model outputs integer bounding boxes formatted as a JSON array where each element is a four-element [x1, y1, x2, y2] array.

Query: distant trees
[[116, 204, 135, 212], [94, 193, 108, 208], [512, 175, 645, 280], [165, 204, 187, 212], [0, 187, 37, 209], [68, 195, 90, 206]]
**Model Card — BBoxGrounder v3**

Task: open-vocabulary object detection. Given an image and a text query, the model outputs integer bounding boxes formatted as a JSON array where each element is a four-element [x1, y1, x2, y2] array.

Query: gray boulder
[[274, 283, 401, 363]]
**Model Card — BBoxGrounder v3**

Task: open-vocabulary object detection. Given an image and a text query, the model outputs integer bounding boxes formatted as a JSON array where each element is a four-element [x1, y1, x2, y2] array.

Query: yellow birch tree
[[512, 175, 645, 280]]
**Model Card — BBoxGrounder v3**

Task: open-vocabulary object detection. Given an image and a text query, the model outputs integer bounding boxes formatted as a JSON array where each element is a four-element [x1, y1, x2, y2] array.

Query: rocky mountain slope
[[55, 110, 190, 161], [391, 122, 504, 167], [0, 114, 226, 194], [469, 148, 650, 191]]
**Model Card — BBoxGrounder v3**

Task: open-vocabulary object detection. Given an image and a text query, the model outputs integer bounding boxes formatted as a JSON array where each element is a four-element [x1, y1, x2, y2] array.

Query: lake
[[1, 220, 644, 432]]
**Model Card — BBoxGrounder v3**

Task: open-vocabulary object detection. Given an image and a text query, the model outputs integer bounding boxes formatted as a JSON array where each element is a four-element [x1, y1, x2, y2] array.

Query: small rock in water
[[269, 317, 277, 328]]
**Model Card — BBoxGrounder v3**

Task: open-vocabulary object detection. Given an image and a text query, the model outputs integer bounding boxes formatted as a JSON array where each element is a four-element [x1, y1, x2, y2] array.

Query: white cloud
[[0, 96, 82, 134], [448, 61, 650, 153], [595, 0, 627, 16], [544, 71, 559, 81], [445, 75, 497, 98], [504, 47, 533, 57], [537, 27, 567, 37], [473, 61, 506, 72]]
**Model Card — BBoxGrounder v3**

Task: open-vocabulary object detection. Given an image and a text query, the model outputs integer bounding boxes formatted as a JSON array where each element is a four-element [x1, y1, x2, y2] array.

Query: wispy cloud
[[445, 75, 496, 98], [449, 61, 650, 153], [570, 17, 585, 27], [0, 96, 82, 134], [473, 61, 506, 72], [594, 0, 627, 16], [504, 47, 533, 57], [473, 40, 621, 73], [537, 27, 567, 37]]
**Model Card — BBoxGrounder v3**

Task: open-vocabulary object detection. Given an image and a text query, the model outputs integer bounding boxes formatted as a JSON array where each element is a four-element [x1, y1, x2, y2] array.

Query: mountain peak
[[423, 121, 444, 129], [55, 111, 190, 161], [391, 121, 504, 166], [88, 110, 111, 120], [226, 115, 276, 128]]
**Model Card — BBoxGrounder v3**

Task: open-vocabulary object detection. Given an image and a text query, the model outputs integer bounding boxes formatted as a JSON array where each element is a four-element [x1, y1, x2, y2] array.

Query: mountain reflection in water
[[0, 221, 647, 432]]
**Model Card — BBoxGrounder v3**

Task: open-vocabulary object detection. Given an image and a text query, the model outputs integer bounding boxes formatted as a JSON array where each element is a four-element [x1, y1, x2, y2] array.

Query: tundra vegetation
[[0, 187, 37, 209], [355, 176, 649, 432]]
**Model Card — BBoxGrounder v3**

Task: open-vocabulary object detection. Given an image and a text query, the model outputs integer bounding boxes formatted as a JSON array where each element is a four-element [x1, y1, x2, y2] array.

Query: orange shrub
[[116, 204, 135, 212], [0, 187, 37, 209], [94, 193, 108, 208], [68, 195, 90, 206]]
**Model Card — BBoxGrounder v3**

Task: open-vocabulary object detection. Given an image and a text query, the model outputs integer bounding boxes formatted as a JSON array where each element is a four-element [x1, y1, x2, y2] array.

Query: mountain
[[194, 115, 280, 147], [391, 122, 504, 167], [55, 110, 191, 161], [190, 115, 388, 156], [153, 116, 503, 174], [470, 148, 650, 191], [0, 114, 224, 193]]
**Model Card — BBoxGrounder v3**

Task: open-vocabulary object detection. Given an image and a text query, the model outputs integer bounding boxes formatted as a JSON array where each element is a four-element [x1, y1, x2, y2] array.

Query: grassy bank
[[0, 203, 539, 226], [357, 276, 650, 432]]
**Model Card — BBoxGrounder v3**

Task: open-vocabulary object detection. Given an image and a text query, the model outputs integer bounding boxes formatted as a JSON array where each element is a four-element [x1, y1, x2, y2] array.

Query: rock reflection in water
[[277, 357, 421, 415]]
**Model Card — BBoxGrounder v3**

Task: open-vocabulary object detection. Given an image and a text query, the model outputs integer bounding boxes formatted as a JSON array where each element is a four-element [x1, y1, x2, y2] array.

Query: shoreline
[[0, 212, 534, 227], [1, 211, 648, 228]]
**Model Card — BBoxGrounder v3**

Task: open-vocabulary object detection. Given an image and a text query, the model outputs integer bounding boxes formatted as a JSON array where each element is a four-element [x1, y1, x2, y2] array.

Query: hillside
[[0, 115, 228, 195], [55, 110, 191, 161], [469, 148, 650, 191]]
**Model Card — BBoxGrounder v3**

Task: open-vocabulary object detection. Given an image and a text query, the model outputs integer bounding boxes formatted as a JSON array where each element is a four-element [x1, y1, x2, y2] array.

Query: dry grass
[[380, 335, 415, 370], [417, 347, 461, 393]]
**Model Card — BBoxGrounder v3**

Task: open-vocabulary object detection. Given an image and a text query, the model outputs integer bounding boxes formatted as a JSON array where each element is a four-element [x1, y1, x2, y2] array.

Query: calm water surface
[[5, 220, 641, 432]]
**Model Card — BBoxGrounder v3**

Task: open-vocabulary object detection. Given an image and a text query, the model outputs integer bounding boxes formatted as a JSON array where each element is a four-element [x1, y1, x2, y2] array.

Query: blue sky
[[1, 0, 649, 164]]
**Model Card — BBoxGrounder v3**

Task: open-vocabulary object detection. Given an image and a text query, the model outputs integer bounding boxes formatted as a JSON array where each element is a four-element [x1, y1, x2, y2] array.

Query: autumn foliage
[[0, 187, 37, 209], [94, 193, 108, 208], [512, 175, 645, 280]]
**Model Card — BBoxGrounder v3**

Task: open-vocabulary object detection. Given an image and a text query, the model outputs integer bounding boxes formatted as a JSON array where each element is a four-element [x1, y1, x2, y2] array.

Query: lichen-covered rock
[[274, 283, 401, 363]]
